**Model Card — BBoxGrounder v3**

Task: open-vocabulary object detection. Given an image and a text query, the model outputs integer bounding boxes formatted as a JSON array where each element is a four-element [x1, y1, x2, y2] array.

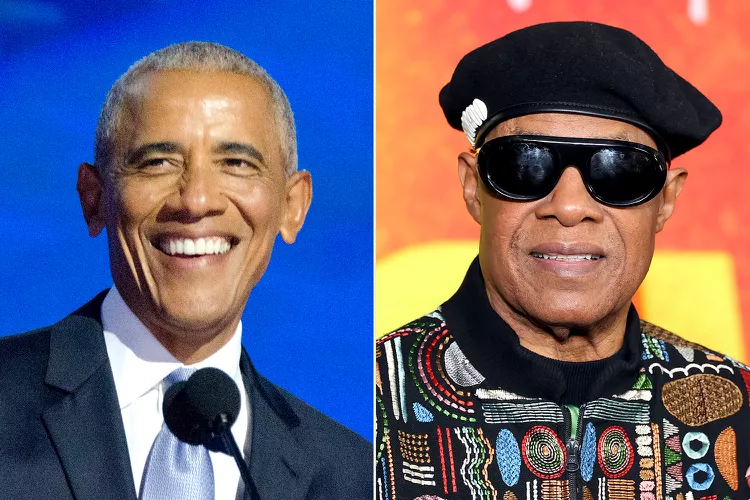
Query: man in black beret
[[377, 21, 750, 500]]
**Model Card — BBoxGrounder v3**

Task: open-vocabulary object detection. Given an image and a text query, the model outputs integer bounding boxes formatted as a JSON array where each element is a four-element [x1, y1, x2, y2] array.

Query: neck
[[484, 283, 629, 362]]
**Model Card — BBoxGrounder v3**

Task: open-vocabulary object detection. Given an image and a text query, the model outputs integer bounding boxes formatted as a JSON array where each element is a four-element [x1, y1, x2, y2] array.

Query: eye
[[220, 157, 260, 172], [227, 158, 252, 167], [138, 157, 180, 171]]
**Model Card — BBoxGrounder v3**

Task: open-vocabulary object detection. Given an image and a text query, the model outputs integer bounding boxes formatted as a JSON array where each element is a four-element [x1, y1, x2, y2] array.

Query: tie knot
[[165, 367, 196, 386]]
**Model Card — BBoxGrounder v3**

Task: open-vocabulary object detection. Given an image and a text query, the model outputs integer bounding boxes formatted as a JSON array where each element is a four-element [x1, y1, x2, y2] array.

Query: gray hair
[[94, 41, 297, 177]]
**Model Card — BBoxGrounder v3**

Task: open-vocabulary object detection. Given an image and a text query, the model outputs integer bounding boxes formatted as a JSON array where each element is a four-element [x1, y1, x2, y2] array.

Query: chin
[[156, 295, 238, 332], [525, 295, 613, 330]]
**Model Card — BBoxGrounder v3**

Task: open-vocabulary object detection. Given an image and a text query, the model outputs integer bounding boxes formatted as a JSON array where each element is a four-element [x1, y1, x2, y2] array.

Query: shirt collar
[[101, 286, 244, 410], [440, 257, 642, 404]]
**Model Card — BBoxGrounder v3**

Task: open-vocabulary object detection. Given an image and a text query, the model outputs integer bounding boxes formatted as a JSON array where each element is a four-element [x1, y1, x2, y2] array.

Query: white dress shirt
[[102, 287, 249, 500]]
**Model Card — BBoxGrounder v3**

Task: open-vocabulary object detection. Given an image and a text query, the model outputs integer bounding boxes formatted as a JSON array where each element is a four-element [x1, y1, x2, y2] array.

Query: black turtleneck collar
[[441, 257, 642, 406]]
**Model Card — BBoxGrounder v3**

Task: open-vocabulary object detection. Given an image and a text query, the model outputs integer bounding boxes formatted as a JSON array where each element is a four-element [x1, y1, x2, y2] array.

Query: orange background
[[376, 0, 750, 359]]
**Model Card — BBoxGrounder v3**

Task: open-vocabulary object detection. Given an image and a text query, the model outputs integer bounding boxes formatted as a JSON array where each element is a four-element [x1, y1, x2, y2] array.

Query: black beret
[[439, 21, 722, 160]]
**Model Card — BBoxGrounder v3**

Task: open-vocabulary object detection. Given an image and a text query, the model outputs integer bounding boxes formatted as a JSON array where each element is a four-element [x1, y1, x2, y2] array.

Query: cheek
[[230, 182, 285, 234], [480, 198, 528, 255], [616, 208, 658, 266], [110, 183, 166, 232], [478, 200, 529, 282]]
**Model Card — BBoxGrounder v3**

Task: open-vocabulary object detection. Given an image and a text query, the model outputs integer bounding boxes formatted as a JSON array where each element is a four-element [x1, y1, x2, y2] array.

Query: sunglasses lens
[[481, 142, 559, 199], [588, 148, 664, 205]]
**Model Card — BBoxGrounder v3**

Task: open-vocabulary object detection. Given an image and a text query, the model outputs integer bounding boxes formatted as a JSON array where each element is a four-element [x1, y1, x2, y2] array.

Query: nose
[[166, 161, 228, 222], [534, 166, 604, 226]]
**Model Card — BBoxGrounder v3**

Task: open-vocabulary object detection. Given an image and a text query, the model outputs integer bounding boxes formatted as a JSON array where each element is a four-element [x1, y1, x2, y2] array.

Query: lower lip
[[530, 255, 605, 276]]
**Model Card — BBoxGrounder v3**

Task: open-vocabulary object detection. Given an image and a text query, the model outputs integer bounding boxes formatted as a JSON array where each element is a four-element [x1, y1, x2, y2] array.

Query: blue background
[[0, 0, 373, 439]]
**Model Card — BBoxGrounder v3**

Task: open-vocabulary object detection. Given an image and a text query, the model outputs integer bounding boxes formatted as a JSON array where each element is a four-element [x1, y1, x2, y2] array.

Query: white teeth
[[531, 252, 601, 262], [159, 237, 232, 256], [184, 239, 196, 256]]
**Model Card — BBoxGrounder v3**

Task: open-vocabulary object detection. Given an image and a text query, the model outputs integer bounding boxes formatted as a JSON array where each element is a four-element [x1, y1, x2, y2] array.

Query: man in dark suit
[[0, 42, 371, 500]]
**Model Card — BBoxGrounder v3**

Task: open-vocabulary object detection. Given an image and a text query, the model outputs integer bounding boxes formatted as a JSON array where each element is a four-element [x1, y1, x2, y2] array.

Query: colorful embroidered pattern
[[398, 430, 431, 464], [585, 399, 650, 424], [714, 427, 737, 491], [648, 363, 734, 379], [740, 370, 750, 406], [636, 425, 657, 500], [496, 429, 521, 487], [650, 423, 663, 500], [476, 388, 537, 401], [673, 345, 695, 362], [642, 334, 669, 362], [411, 327, 477, 422], [376, 310, 750, 500], [444, 341, 485, 387], [685, 463, 715, 491], [414, 402, 435, 423], [436, 426, 458, 495], [581, 422, 597, 481], [598, 426, 635, 478], [607, 479, 636, 500], [583, 485, 594, 500], [403, 461, 437, 486], [663, 418, 682, 495], [454, 427, 496, 500], [635, 425, 653, 458], [384, 338, 406, 421], [541, 479, 569, 500], [521, 426, 566, 479], [661, 374, 743, 426], [482, 402, 564, 424], [682, 432, 709, 459]]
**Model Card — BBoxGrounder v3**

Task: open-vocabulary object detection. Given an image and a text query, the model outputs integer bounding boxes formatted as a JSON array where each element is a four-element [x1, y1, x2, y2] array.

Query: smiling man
[[0, 42, 370, 500], [376, 22, 750, 499]]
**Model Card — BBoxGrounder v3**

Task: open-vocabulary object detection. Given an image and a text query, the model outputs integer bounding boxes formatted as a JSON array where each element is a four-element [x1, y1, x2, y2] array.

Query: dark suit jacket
[[0, 293, 372, 499]]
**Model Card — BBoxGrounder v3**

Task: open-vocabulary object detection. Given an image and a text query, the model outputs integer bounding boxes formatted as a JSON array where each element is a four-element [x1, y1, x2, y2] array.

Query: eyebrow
[[125, 141, 266, 166], [213, 141, 265, 165], [126, 142, 182, 165]]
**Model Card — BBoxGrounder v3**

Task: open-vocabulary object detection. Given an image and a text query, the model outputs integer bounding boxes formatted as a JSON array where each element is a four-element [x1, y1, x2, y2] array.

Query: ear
[[655, 168, 688, 233], [458, 152, 482, 224], [77, 162, 106, 237], [279, 170, 313, 244]]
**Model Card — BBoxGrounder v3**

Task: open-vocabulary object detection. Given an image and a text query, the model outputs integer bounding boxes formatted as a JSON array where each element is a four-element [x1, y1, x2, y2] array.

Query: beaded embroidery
[[376, 311, 750, 499]]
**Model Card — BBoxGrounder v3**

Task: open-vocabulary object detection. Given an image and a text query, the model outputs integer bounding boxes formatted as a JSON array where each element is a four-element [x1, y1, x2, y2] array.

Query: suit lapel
[[237, 350, 319, 500], [41, 294, 137, 500]]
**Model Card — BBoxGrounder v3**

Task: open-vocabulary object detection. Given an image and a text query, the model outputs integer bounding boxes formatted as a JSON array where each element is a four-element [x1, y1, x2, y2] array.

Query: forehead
[[116, 69, 279, 157], [486, 113, 658, 149]]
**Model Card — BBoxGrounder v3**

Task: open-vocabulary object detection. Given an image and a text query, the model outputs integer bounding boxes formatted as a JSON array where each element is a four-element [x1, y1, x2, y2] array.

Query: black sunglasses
[[476, 135, 669, 208]]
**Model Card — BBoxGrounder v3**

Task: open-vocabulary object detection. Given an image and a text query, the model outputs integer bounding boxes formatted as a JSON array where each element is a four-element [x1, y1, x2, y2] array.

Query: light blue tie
[[140, 367, 215, 500]]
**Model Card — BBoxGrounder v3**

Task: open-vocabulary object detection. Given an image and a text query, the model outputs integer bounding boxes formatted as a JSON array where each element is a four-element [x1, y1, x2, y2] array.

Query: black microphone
[[163, 367, 259, 500]]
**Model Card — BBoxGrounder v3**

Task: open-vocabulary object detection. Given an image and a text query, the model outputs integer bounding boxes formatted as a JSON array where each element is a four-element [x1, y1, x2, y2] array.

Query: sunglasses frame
[[475, 135, 670, 208]]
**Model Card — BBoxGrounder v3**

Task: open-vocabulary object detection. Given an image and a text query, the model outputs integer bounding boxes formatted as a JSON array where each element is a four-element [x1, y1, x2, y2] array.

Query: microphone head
[[163, 367, 241, 446]]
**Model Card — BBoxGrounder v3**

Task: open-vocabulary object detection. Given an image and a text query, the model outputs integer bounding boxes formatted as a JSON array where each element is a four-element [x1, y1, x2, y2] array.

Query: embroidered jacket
[[376, 261, 750, 500]]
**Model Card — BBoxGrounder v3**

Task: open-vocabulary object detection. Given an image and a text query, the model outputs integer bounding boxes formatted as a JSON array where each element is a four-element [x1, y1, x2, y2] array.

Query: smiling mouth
[[530, 252, 603, 262], [157, 237, 234, 257]]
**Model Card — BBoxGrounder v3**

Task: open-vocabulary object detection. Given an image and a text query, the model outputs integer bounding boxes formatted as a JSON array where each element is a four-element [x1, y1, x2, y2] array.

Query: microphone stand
[[216, 415, 260, 500]]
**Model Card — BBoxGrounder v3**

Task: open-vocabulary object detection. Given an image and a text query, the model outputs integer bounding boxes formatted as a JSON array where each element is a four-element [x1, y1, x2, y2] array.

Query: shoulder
[[0, 326, 53, 390], [261, 377, 372, 496], [0, 326, 55, 448], [639, 319, 749, 370], [276, 382, 371, 453], [377, 309, 447, 362]]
